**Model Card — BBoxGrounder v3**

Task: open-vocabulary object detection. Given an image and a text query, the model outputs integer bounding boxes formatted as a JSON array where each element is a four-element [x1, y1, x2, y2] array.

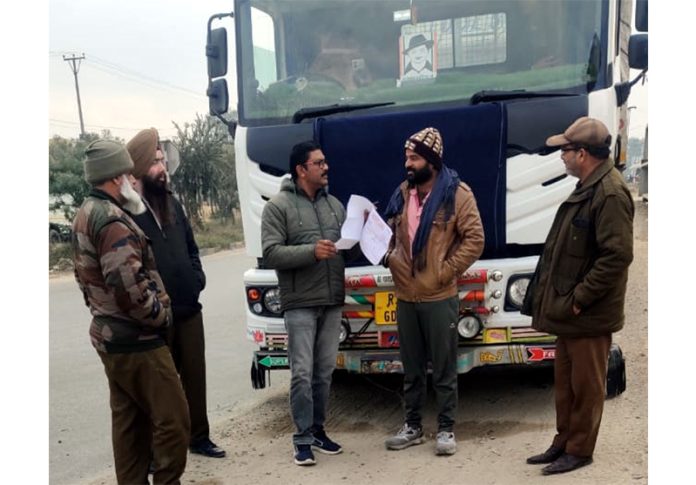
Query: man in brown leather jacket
[[525, 117, 634, 475], [382, 127, 484, 456]]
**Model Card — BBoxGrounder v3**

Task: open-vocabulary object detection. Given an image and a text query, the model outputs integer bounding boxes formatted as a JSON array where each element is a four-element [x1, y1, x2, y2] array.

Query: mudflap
[[250, 359, 266, 389], [606, 343, 626, 399]]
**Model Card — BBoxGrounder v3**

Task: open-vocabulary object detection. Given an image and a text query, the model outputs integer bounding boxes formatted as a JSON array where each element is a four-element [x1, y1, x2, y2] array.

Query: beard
[[119, 175, 146, 215], [142, 173, 174, 225], [406, 165, 434, 186]]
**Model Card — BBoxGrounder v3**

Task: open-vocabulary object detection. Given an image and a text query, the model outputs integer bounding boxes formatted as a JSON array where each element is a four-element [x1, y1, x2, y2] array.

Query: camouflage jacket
[[72, 189, 172, 353]]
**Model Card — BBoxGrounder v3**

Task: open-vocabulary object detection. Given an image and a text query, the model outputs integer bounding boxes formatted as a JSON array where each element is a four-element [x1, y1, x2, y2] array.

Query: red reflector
[[247, 288, 261, 301]]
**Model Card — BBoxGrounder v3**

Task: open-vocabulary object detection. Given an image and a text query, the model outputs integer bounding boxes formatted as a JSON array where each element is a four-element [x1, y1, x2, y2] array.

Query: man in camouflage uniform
[[72, 139, 190, 484]]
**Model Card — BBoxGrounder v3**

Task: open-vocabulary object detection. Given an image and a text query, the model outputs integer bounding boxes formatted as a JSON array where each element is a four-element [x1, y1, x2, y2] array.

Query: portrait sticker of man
[[399, 32, 437, 84]]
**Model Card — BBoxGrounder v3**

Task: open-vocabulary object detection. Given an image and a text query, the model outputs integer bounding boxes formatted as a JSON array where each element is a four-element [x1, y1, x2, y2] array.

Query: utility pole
[[63, 53, 86, 138]]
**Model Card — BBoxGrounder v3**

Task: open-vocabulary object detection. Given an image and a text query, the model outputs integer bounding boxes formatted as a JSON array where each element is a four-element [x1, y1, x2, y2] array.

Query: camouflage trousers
[[99, 345, 190, 485]]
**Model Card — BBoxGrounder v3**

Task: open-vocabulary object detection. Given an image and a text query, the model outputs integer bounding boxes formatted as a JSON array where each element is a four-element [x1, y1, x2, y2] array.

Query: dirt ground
[[85, 198, 648, 485]]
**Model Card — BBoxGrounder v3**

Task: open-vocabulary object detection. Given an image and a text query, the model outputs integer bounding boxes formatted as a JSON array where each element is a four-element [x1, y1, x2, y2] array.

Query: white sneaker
[[435, 431, 457, 455], [385, 423, 425, 450]]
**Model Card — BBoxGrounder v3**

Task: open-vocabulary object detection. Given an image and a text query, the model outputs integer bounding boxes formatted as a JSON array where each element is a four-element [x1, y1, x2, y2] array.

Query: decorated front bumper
[[252, 341, 556, 375]]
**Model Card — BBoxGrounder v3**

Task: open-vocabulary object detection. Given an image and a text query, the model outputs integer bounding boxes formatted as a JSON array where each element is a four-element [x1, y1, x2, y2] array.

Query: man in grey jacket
[[261, 140, 347, 466]]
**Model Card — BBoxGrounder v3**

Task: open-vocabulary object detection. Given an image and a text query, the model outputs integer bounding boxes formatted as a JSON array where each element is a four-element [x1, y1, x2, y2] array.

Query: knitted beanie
[[83, 139, 134, 185], [404, 127, 443, 169], [126, 128, 159, 179]]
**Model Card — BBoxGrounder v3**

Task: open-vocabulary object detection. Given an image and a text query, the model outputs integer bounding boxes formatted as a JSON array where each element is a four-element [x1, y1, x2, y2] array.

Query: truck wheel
[[605, 343, 626, 398]]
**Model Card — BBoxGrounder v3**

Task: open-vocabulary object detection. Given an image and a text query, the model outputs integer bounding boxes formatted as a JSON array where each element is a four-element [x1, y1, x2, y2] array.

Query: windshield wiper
[[470, 90, 578, 105], [292, 102, 394, 124]]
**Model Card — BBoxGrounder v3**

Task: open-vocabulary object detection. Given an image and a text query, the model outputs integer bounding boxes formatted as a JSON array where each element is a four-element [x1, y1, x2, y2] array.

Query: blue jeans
[[284, 305, 342, 445]]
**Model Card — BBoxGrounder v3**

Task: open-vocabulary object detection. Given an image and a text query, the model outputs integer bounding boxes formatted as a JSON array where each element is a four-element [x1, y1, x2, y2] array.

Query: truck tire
[[605, 343, 626, 398]]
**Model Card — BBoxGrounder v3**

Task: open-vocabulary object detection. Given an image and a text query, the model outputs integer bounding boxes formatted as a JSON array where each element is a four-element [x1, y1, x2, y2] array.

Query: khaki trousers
[[99, 345, 190, 485], [552, 334, 612, 457], [166, 311, 210, 444]]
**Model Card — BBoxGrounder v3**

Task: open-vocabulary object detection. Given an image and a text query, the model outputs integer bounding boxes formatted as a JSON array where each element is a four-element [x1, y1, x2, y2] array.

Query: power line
[[87, 55, 206, 98], [51, 50, 207, 100], [83, 62, 206, 100]]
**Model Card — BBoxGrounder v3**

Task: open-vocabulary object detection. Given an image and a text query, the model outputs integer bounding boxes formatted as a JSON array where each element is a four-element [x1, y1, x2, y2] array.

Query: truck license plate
[[375, 291, 397, 324]]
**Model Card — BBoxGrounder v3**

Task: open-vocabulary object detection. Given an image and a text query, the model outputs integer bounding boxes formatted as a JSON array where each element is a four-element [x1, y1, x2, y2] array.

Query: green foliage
[[48, 130, 124, 221], [171, 114, 238, 227], [192, 216, 245, 250]]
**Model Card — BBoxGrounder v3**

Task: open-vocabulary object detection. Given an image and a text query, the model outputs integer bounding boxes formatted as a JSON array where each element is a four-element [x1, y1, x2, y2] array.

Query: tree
[[171, 114, 237, 227], [48, 131, 122, 221]]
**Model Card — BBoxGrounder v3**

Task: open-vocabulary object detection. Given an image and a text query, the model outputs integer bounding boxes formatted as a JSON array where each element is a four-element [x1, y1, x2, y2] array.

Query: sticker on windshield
[[398, 32, 437, 86]]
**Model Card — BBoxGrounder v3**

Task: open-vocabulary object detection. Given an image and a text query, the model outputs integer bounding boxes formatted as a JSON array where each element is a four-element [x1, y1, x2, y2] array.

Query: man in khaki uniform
[[524, 117, 634, 475]]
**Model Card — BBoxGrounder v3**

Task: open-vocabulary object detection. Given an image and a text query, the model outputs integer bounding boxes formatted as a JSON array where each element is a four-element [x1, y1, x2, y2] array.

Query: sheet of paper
[[335, 238, 357, 250], [337, 194, 392, 264], [346, 194, 376, 218], [359, 210, 393, 265]]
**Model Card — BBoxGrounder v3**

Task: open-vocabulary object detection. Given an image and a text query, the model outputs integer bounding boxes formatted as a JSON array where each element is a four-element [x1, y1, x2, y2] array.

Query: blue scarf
[[384, 165, 460, 268]]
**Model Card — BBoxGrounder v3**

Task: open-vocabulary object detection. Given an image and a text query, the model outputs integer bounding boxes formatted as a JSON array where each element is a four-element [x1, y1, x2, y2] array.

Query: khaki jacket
[[528, 159, 634, 337], [385, 181, 484, 302]]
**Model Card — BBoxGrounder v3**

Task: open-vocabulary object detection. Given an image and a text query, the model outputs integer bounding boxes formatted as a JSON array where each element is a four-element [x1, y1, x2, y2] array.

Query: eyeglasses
[[304, 159, 328, 168]]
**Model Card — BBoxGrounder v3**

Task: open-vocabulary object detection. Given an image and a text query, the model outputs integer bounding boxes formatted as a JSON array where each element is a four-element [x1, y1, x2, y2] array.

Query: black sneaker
[[312, 429, 343, 455], [190, 438, 226, 458], [294, 444, 316, 466]]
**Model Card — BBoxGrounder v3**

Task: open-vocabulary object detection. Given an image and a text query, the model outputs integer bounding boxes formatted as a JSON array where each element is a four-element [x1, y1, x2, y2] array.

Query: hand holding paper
[[336, 195, 392, 264]]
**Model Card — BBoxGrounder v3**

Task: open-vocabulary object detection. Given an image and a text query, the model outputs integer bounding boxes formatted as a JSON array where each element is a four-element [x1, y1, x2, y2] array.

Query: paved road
[[49, 249, 259, 485]]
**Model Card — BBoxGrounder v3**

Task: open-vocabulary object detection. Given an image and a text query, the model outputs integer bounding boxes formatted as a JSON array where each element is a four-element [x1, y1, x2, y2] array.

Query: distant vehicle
[[49, 222, 72, 245]]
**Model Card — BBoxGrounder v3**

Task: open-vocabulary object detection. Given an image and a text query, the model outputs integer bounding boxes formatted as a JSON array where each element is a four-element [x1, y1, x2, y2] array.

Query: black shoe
[[312, 429, 343, 455], [542, 453, 593, 475], [294, 444, 316, 466], [190, 438, 226, 458], [526, 445, 564, 464]]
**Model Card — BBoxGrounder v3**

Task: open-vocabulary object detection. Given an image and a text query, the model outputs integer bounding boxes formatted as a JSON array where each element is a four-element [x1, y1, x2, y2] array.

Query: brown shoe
[[542, 453, 593, 475], [526, 445, 564, 464]]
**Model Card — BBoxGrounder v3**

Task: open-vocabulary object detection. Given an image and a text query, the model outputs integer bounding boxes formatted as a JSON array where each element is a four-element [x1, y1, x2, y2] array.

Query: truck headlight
[[506, 275, 532, 310], [263, 288, 282, 314], [338, 320, 350, 343], [457, 315, 481, 339]]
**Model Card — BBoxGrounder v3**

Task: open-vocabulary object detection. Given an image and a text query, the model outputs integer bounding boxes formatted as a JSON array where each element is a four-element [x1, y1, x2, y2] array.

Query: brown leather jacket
[[385, 181, 485, 302]]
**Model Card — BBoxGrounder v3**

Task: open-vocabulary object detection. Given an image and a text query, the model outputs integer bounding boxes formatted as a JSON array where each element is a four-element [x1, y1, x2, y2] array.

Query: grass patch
[[49, 243, 73, 272], [193, 217, 245, 251]]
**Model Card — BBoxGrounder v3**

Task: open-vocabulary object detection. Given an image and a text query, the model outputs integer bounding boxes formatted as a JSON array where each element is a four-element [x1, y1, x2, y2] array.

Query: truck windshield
[[236, 0, 608, 125]]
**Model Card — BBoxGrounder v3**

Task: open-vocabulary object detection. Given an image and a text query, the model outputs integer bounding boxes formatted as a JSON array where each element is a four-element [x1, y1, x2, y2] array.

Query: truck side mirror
[[635, 0, 648, 32], [207, 27, 228, 78], [628, 34, 648, 71], [207, 79, 229, 115]]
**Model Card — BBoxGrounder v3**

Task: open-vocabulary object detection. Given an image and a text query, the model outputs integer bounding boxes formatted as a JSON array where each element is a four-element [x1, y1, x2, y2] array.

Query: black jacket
[[132, 194, 205, 321]]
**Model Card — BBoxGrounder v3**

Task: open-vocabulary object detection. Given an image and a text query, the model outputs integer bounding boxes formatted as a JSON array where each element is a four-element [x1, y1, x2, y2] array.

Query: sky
[[49, 0, 235, 141], [4, 0, 694, 483]]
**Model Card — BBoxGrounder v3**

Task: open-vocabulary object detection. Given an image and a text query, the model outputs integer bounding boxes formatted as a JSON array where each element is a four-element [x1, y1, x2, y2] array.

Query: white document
[[336, 195, 393, 264], [359, 210, 393, 265]]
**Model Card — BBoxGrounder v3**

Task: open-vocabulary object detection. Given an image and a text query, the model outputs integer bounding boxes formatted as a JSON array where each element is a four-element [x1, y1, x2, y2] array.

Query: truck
[[204, 0, 648, 390]]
